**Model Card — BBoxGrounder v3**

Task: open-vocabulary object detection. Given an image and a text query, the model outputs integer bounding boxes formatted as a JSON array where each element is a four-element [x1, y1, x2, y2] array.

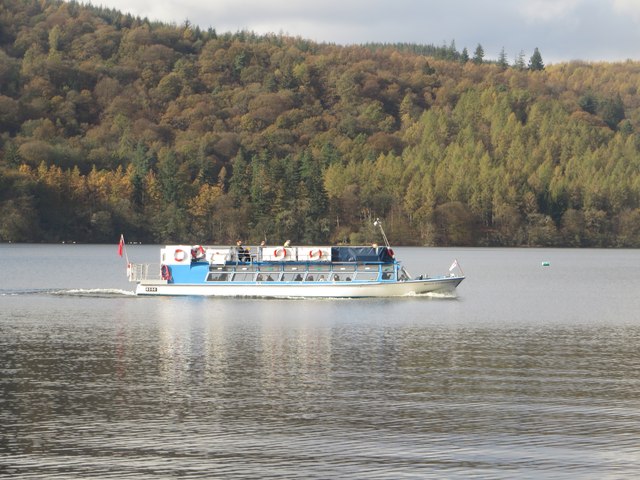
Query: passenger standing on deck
[[236, 240, 250, 262]]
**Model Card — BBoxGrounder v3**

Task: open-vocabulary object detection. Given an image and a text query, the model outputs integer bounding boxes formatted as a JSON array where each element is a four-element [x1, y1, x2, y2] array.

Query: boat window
[[232, 266, 256, 281], [207, 266, 233, 281], [399, 268, 410, 281], [355, 271, 379, 281], [232, 272, 255, 282], [381, 265, 395, 280], [332, 263, 355, 282], [306, 273, 329, 282], [332, 273, 353, 282], [281, 272, 305, 282], [256, 273, 277, 281], [207, 272, 231, 282]]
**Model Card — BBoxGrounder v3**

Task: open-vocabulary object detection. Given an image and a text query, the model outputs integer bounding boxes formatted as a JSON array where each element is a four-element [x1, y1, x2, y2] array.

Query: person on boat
[[236, 240, 250, 262], [283, 239, 291, 247]]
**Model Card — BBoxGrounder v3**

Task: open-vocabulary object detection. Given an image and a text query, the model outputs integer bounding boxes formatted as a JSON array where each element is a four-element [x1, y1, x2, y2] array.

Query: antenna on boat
[[373, 218, 390, 248]]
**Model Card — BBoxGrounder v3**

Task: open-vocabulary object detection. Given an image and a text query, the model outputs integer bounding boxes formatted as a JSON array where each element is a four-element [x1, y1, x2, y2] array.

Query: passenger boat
[[125, 238, 464, 298]]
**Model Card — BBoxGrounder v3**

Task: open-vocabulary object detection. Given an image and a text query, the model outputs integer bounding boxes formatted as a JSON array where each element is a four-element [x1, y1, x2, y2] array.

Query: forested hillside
[[1, 0, 640, 246]]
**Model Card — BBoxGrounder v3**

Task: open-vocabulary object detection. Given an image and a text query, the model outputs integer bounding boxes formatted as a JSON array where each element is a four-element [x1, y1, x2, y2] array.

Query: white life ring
[[274, 248, 289, 259], [309, 249, 323, 259], [174, 249, 187, 262]]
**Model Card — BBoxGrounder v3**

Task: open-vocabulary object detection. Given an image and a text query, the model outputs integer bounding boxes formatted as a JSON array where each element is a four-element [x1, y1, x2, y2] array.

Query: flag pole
[[119, 234, 129, 264], [449, 259, 463, 276]]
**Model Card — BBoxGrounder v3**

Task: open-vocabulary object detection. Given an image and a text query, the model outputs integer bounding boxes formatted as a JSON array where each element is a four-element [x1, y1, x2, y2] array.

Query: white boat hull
[[135, 276, 464, 298]]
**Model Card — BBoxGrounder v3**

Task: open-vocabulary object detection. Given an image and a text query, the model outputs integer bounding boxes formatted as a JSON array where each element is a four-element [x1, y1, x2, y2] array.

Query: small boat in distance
[[124, 221, 464, 298]]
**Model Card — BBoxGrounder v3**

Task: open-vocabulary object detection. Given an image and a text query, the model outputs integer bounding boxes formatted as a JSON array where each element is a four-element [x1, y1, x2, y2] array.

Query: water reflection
[[3, 291, 640, 477]]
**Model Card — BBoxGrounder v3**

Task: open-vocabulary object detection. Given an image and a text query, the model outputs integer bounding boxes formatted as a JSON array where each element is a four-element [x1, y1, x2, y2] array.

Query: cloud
[[81, 0, 639, 62], [517, 0, 583, 22], [613, 0, 640, 22]]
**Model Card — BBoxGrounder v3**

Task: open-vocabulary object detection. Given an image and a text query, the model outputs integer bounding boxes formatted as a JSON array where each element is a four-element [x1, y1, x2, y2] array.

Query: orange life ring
[[174, 249, 187, 262], [309, 249, 323, 259], [161, 264, 171, 280], [274, 248, 288, 259], [191, 245, 205, 260]]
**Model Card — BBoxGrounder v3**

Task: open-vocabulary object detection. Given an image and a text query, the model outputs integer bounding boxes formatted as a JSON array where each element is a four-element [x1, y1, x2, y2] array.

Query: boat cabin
[[154, 245, 408, 284]]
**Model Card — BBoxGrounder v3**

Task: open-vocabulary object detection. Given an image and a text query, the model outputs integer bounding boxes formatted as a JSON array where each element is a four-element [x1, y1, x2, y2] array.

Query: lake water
[[2, 244, 640, 479]]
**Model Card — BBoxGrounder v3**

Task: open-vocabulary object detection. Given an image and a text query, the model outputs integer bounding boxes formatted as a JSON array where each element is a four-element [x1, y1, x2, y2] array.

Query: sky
[[83, 0, 640, 63]]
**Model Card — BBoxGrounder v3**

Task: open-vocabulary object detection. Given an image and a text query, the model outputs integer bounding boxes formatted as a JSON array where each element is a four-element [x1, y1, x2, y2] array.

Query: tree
[[189, 183, 223, 240], [498, 47, 509, 70], [2, 0, 640, 247], [433, 201, 478, 246], [513, 50, 526, 70], [130, 142, 153, 207], [472, 44, 484, 64], [578, 91, 598, 115], [460, 47, 469, 64], [528, 47, 544, 71], [157, 149, 182, 205], [598, 94, 625, 130]]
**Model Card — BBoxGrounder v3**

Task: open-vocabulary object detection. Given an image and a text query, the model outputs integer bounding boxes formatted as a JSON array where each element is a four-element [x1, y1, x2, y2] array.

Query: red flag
[[118, 235, 124, 257]]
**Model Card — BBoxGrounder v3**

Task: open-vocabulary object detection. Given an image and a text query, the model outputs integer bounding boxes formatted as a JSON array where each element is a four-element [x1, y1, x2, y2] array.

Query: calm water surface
[[1, 244, 640, 479]]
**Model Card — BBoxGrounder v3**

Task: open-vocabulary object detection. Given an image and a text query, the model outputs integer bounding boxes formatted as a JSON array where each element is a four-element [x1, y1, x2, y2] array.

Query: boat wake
[[54, 288, 136, 297], [405, 290, 459, 299], [1, 288, 136, 298]]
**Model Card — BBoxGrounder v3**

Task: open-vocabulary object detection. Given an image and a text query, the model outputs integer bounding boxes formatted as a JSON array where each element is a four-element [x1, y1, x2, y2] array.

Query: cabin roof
[[330, 246, 394, 263]]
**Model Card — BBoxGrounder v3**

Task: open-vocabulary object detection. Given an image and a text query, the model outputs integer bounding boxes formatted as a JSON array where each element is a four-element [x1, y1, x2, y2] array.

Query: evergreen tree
[[228, 148, 251, 203], [446, 40, 458, 61], [578, 91, 598, 115], [472, 44, 484, 64], [130, 142, 153, 207], [158, 150, 182, 205], [460, 47, 469, 64], [513, 50, 526, 70], [498, 47, 509, 70], [598, 94, 625, 130], [529, 47, 544, 71]]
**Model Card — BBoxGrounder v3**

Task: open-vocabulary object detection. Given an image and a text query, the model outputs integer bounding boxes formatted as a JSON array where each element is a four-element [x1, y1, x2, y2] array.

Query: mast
[[373, 218, 390, 248]]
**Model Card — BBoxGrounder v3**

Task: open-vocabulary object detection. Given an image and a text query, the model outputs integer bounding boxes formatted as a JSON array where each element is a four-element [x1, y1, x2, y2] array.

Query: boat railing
[[128, 263, 162, 282]]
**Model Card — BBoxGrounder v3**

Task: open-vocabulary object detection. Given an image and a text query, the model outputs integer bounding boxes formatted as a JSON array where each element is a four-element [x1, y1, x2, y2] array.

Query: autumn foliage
[[1, 0, 640, 246]]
